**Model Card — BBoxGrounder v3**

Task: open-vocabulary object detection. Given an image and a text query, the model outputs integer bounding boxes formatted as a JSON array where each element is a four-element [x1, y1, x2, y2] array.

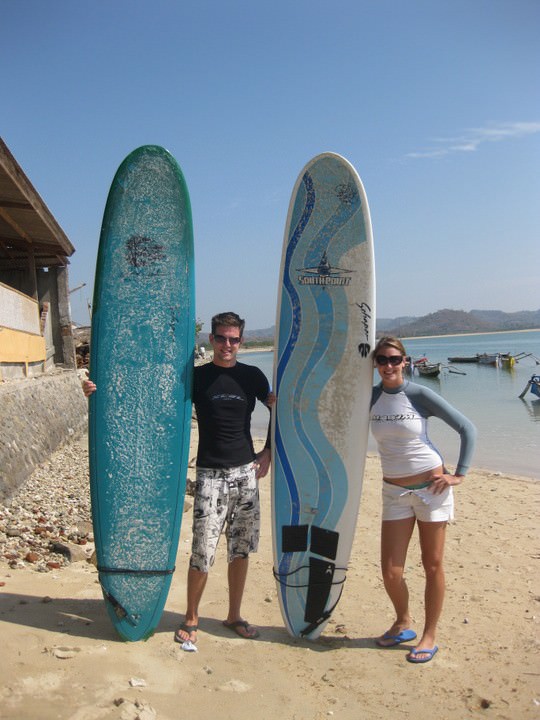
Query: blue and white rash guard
[[370, 380, 476, 478]]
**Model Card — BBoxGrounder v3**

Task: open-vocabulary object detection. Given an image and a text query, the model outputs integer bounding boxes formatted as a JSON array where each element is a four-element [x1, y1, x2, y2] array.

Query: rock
[[50, 646, 81, 659], [0, 437, 92, 572], [129, 677, 147, 687], [50, 541, 88, 563]]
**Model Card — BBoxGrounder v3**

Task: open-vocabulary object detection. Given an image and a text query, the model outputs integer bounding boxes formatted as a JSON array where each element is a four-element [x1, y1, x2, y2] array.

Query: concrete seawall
[[0, 370, 88, 502]]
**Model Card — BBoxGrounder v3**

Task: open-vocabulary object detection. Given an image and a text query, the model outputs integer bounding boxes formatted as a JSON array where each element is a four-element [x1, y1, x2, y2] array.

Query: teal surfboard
[[89, 146, 195, 641], [272, 153, 375, 639]]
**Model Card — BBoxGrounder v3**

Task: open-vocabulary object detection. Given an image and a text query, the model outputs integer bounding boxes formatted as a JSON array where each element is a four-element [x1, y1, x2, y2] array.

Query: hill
[[197, 309, 540, 345], [382, 308, 540, 338], [469, 309, 540, 330]]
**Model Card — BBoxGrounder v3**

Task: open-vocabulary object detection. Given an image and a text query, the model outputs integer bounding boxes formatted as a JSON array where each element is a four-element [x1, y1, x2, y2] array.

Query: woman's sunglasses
[[375, 354, 403, 366]]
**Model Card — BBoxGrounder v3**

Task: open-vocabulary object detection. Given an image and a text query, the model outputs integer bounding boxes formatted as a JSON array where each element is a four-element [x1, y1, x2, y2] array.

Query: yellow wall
[[0, 326, 46, 371]]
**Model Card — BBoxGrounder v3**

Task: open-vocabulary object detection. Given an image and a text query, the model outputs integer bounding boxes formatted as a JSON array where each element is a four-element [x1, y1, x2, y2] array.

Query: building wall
[[0, 282, 46, 379], [0, 281, 40, 333], [0, 370, 88, 502], [0, 268, 76, 378], [0, 327, 46, 378]]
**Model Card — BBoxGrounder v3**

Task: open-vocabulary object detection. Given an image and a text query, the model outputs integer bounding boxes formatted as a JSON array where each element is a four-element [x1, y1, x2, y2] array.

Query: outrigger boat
[[449, 351, 539, 367], [477, 353, 500, 366], [413, 358, 466, 378], [415, 360, 442, 378]]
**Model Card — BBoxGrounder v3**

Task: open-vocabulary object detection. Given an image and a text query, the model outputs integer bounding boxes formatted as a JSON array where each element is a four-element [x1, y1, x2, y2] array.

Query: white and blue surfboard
[[272, 153, 375, 639]]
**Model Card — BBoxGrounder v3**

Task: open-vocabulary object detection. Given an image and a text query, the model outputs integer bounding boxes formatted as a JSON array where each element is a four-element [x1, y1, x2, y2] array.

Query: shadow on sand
[[0, 589, 379, 650]]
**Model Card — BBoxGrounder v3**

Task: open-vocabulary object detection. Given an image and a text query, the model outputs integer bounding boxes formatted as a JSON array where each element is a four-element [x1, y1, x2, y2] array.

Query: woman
[[370, 336, 476, 664]]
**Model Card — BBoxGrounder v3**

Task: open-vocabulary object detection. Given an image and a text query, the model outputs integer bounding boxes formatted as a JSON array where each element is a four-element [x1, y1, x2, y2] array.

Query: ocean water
[[241, 330, 540, 480]]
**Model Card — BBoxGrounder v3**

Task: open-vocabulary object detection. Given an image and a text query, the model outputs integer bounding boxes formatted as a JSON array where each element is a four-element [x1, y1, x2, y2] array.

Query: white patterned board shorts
[[190, 462, 260, 572], [382, 481, 454, 522]]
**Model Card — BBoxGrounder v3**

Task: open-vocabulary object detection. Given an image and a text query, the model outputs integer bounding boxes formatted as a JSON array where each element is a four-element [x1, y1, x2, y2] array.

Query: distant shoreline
[[401, 327, 540, 341], [238, 345, 274, 354]]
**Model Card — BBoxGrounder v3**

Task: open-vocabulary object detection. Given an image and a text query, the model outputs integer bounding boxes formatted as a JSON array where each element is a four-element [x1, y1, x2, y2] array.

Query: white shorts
[[190, 462, 260, 573], [382, 481, 454, 522]]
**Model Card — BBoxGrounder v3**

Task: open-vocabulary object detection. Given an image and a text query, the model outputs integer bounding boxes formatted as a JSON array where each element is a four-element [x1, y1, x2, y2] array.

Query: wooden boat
[[477, 353, 500, 366], [449, 352, 537, 366], [415, 360, 442, 377], [405, 355, 427, 376]]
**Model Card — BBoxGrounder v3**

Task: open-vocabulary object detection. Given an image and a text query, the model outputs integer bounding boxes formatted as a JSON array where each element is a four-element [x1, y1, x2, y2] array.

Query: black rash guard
[[193, 361, 270, 469]]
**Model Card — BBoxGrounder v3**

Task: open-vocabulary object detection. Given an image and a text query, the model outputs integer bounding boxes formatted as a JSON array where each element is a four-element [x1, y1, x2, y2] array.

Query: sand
[[1, 432, 539, 720]]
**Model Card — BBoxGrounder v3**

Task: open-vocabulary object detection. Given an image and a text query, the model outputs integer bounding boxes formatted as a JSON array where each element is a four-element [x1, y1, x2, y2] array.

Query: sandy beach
[[1, 429, 539, 720]]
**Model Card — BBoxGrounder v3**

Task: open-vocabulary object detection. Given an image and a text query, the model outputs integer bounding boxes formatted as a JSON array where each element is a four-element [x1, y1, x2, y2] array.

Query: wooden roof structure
[[0, 137, 74, 271]]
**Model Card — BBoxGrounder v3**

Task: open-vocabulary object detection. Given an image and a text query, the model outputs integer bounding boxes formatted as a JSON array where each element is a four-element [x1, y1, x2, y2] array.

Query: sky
[[3, 0, 539, 332]]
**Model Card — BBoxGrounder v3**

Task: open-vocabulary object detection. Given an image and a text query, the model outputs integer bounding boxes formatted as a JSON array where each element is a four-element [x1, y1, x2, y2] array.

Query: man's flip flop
[[222, 620, 260, 639], [174, 623, 198, 644], [406, 646, 439, 664], [376, 629, 417, 647]]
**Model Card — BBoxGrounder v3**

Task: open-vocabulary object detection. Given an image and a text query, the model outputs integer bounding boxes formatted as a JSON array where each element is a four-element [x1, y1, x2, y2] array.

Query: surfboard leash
[[98, 567, 176, 627], [273, 562, 347, 637], [300, 590, 344, 637], [97, 566, 176, 575], [99, 585, 138, 626], [272, 565, 347, 588]]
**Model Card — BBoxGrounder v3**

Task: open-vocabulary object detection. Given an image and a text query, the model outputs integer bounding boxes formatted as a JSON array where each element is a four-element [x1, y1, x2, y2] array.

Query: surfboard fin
[[301, 574, 343, 638], [304, 558, 335, 623]]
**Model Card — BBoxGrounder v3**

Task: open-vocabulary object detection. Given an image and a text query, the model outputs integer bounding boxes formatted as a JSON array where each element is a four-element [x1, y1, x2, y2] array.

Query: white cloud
[[406, 121, 540, 159]]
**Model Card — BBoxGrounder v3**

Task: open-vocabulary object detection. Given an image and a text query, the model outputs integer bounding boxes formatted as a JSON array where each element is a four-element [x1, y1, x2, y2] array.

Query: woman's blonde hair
[[373, 336, 407, 357]]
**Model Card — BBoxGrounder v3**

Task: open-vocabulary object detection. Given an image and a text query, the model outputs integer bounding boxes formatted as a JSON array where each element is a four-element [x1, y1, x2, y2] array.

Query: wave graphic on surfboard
[[272, 153, 375, 639]]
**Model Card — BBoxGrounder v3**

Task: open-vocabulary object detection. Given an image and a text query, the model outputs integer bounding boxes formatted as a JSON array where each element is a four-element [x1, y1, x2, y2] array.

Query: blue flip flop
[[406, 646, 439, 664], [376, 629, 417, 647]]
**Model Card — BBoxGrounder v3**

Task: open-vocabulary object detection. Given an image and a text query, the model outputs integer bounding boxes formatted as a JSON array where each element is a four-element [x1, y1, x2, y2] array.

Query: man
[[83, 311, 273, 645], [175, 311, 273, 645]]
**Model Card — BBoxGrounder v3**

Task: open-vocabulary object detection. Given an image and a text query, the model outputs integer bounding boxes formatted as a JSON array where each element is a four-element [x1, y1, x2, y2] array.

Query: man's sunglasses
[[375, 354, 404, 366], [213, 334, 242, 345]]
